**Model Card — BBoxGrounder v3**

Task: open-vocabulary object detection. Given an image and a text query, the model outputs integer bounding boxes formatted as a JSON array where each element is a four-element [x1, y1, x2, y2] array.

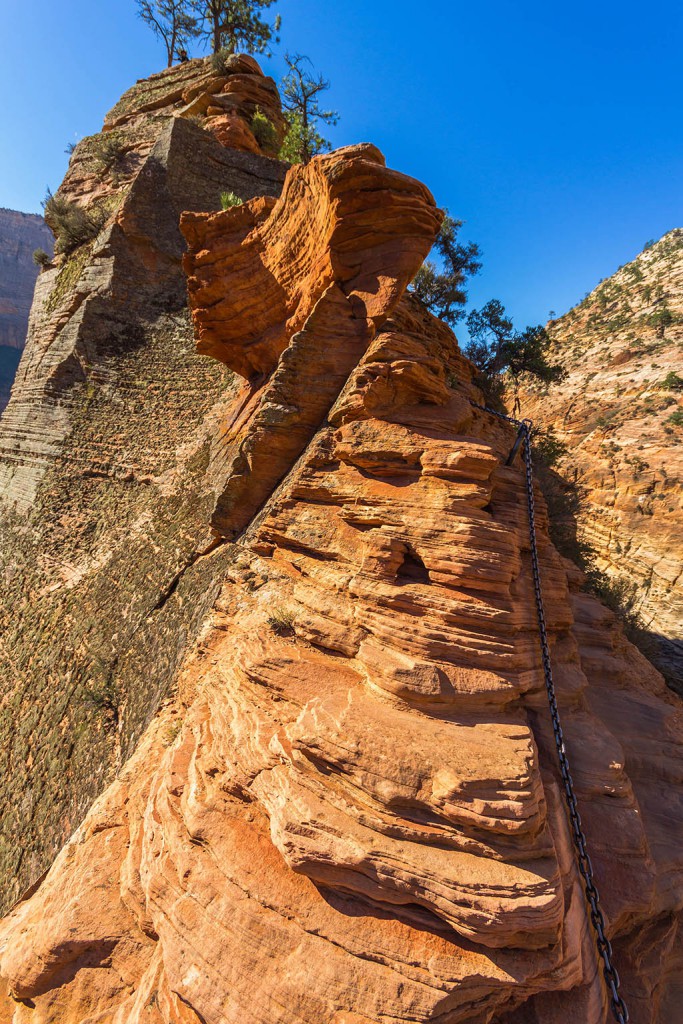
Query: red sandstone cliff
[[0, 62, 682, 1024]]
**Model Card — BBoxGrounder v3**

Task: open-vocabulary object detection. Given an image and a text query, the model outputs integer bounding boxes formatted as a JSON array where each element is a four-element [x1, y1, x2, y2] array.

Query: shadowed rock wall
[[0, 60, 287, 911]]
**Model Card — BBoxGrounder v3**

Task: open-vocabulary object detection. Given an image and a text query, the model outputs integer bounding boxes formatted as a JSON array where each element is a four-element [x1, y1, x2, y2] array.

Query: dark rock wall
[[0, 66, 287, 912]]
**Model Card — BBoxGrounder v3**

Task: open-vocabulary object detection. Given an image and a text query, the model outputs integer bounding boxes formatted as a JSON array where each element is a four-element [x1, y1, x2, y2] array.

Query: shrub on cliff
[[530, 425, 568, 468], [43, 190, 106, 256], [661, 371, 683, 390], [251, 108, 279, 155], [90, 133, 126, 172], [648, 304, 675, 338], [412, 214, 481, 326], [210, 47, 234, 73], [32, 248, 53, 270], [220, 190, 243, 209]]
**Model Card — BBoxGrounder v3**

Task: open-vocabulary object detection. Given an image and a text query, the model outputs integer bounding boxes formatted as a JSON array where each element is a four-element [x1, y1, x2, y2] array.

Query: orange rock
[[181, 144, 442, 538], [1, 140, 682, 1024], [175, 62, 286, 156], [181, 144, 443, 378], [204, 112, 262, 153]]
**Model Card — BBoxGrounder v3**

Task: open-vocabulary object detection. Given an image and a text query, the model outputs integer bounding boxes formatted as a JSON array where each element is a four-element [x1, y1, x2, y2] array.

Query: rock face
[[520, 230, 683, 691], [181, 143, 442, 537], [0, 57, 288, 911], [1, 95, 683, 1022], [0, 208, 53, 411]]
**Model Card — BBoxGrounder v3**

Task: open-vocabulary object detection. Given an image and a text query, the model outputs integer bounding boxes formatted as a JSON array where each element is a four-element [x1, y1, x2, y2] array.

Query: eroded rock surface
[[104, 52, 286, 159], [0, 59, 287, 910], [0, 139, 682, 1024], [520, 230, 683, 690], [181, 144, 442, 536]]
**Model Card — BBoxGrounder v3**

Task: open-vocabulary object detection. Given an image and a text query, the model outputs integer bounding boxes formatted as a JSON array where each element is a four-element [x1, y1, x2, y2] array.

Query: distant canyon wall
[[0, 208, 53, 411]]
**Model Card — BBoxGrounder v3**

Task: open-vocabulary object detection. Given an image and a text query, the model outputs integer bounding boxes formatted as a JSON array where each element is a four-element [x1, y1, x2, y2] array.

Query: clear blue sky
[[1, 0, 681, 329]]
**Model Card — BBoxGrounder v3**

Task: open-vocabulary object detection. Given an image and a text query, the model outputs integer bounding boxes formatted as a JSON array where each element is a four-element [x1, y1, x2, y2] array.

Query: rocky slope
[[521, 231, 683, 692], [0, 209, 53, 411], [1, 62, 682, 1024]]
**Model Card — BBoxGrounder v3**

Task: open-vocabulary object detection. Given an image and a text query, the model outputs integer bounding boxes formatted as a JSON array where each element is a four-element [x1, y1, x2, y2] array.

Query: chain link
[[472, 402, 629, 1023]]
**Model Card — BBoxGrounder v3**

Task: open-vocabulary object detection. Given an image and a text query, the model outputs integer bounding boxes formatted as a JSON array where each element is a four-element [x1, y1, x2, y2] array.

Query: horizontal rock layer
[[181, 143, 442, 536]]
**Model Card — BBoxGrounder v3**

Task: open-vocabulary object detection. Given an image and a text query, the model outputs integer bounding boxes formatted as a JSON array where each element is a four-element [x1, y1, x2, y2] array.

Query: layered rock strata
[[0, 209, 53, 411], [521, 231, 683, 690], [0, 59, 287, 910], [181, 142, 442, 536], [104, 52, 286, 160], [0, 144, 682, 1023]]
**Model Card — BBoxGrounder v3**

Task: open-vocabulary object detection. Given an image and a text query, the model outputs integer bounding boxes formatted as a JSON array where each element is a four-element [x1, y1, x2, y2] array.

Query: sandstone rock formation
[[181, 142, 442, 536], [0, 208, 52, 411], [104, 52, 286, 161], [520, 230, 683, 691], [1, 98, 683, 1021]]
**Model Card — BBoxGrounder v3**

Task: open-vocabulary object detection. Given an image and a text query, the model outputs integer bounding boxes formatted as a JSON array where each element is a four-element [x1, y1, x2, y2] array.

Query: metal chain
[[472, 402, 629, 1023]]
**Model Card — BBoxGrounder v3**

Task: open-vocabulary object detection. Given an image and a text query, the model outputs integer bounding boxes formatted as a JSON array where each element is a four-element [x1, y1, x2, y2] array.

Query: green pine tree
[[412, 214, 481, 326], [137, 0, 200, 66], [192, 0, 281, 55], [279, 54, 338, 164]]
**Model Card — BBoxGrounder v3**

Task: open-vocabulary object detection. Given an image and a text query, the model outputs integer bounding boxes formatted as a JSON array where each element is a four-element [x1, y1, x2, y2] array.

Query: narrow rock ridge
[[180, 144, 442, 536], [1, 149, 682, 1023]]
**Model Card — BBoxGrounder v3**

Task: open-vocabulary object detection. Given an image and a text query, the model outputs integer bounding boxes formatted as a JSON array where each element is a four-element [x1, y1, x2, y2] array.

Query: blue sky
[[1, 0, 681, 330]]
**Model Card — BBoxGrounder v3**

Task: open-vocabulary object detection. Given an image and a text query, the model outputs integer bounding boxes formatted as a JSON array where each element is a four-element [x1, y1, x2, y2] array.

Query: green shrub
[[661, 371, 683, 391], [43, 189, 106, 255], [211, 48, 236, 75], [647, 305, 675, 338], [81, 676, 120, 725], [251, 107, 279, 155], [32, 248, 52, 269], [163, 721, 182, 746], [220, 190, 243, 210], [667, 408, 683, 427], [90, 133, 125, 172], [267, 607, 296, 636], [211, 48, 231, 74]]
